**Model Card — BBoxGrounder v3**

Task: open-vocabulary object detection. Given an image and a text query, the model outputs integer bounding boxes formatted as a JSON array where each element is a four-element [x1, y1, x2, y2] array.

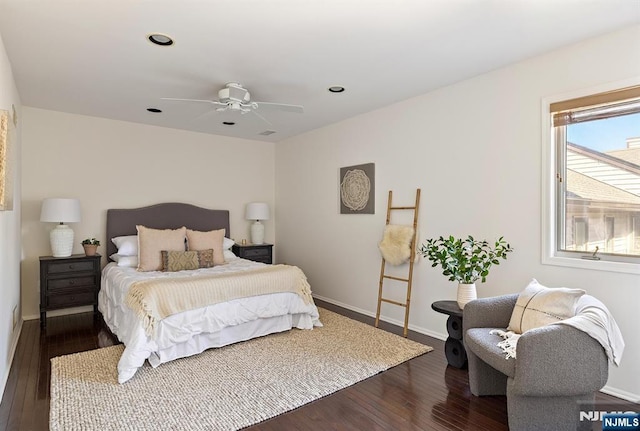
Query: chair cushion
[[465, 328, 516, 378]]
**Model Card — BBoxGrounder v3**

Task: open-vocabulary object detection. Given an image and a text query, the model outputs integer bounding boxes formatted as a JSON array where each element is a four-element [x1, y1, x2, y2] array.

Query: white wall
[[0, 31, 22, 397], [21, 108, 275, 319], [275, 25, 640, 400]]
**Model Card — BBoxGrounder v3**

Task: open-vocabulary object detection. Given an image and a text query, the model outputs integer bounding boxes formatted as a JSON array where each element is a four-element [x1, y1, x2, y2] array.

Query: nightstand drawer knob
[[69, 280, 75, 285], [68, 265, 75, 269]]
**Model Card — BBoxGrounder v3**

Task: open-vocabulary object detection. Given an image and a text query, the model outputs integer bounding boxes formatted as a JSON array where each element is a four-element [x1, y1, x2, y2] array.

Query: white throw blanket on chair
[[553, 295, 625, 366], [491, 295, 624, 366], [378, 224, 414, 265], [489, 329, 520, 360]]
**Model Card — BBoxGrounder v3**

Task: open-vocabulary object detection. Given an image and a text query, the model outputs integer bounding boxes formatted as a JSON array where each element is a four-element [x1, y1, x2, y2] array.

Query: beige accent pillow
[[507, 279, 586, 334], [161, 249, 215, 272], [186, 228, 226, 265], [136, 225, 187, 272]]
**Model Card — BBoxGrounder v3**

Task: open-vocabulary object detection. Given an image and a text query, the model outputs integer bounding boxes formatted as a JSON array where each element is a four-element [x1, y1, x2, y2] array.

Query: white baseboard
[[600, 386, 640, 403], [312, 294, 446, 341], [0, 318, 23, 398]]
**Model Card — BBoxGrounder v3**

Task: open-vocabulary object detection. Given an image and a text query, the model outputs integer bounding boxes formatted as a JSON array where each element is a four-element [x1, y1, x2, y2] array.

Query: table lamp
[[245, 202, 270, 245], [40, 198, 81, 257]]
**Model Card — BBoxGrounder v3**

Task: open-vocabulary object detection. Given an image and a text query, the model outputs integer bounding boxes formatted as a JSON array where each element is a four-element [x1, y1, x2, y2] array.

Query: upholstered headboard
[[106, 203, 230, 259]]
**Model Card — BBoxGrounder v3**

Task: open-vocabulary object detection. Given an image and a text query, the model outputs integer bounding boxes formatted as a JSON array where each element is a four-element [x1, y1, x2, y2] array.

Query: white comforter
[[99, 257, 321, 383]]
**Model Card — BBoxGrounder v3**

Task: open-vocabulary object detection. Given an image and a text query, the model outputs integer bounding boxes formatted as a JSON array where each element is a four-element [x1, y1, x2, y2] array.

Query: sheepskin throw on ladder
[[378, 225, 415, 265]]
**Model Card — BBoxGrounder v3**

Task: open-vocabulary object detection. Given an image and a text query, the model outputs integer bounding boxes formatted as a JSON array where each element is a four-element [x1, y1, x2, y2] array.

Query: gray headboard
[[106, 203, 230, 258]]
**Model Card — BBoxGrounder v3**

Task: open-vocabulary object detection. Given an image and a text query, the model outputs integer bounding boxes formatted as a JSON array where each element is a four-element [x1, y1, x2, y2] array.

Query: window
[[543, 84, 640, 272]]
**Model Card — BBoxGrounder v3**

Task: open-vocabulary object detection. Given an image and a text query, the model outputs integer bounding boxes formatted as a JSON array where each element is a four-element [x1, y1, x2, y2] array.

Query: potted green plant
[[81, 238, 100, 256], [418, 235, 513, 309]]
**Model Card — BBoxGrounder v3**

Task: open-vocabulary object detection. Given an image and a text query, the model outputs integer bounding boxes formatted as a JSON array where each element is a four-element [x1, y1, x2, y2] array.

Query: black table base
[[431, 300, 468, 369]]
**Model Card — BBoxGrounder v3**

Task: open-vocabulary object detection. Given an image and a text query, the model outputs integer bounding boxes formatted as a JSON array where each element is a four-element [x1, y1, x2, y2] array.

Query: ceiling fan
[[162, 82, 304, 126]]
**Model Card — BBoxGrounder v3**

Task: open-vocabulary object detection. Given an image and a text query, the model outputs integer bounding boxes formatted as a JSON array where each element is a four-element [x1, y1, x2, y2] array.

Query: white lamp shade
[[40, 198, 81, 223], [245, 202, 270, 221]]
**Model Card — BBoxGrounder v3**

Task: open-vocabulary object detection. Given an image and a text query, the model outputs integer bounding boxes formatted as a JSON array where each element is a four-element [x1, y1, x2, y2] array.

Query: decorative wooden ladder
[[375, 188, 421, 337]]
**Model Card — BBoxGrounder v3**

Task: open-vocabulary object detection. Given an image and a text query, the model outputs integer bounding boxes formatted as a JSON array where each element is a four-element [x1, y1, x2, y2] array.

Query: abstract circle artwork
[[339, 163, 375, 214]]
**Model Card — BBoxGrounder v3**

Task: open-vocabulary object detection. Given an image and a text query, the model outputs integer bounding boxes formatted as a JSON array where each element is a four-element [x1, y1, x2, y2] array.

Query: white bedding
[[99, 256, 322, 383]]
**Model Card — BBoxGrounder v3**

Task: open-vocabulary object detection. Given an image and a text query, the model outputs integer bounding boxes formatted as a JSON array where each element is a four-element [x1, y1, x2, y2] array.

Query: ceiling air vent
[[259, 130, 277, 136]]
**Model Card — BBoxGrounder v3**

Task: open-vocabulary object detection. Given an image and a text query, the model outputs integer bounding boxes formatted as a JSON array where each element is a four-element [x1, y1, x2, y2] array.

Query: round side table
[[431, 300, 468, 369]]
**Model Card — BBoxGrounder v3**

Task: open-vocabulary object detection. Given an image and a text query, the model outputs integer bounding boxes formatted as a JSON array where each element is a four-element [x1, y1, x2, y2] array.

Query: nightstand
[[39, 254, 101, 327], [232, 243, 273, 264]]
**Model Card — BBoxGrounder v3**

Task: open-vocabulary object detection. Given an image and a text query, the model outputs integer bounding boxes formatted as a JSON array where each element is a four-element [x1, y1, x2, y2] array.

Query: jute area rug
[[50, 308, 432, 431]]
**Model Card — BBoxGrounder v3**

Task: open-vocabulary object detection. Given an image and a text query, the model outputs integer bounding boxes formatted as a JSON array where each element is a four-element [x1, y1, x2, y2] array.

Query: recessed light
[[222, 121, 235, 126], [147, 108, 162, 113], [148, 33, 174, 46], [328, 86, 345, 93]]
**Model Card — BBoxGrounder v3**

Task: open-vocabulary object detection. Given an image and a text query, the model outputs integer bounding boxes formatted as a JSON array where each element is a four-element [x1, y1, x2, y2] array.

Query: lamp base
[[250, 221, 265, 245], [50, 224, 74, 257]]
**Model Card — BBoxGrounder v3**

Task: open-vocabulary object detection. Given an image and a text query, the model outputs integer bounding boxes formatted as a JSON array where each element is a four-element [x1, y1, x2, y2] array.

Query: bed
[[99, 202, 321, 383]]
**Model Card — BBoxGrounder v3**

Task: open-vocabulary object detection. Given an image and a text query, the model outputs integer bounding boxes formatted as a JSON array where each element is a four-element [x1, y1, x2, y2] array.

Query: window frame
[[541, 78, 640, 275]]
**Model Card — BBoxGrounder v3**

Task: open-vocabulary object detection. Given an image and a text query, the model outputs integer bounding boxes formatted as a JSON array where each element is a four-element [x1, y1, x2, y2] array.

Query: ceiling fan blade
[[251, 110, 273, 127], [161, 97, 226, 107], [253, 101, 304, 113], [191, 108, 221, 123]]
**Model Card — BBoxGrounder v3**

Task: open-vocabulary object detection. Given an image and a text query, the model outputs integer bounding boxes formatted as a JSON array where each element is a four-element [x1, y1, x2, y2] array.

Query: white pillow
[[111, 235, 138, 256], [223, 237, 235, 250], [109, 253, 139, 268], [507, 279, 586, 334], [223, 249, 236, 260]]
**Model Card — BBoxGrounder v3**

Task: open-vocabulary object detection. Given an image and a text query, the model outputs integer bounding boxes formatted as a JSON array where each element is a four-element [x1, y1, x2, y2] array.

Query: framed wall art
[[339, 163, 374, 214], [0, 109, 14, 211]]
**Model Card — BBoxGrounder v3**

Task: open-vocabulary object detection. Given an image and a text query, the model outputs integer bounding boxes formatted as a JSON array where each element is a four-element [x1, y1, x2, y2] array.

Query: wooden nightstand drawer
[[244, 248, 270, 258], [47, 290, 95, 308], [47, 260, 95, 274], [48, 275, 97, 290], [232, 244, 273, 264]]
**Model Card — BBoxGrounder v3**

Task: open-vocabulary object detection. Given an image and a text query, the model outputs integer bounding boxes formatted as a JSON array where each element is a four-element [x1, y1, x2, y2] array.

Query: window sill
[[542, 255, 640, 275]]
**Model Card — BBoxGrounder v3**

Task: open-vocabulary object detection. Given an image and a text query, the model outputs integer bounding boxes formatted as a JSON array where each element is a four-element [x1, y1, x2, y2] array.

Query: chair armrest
[[463, 294, 518, 332], [511, 325, 608, 397]]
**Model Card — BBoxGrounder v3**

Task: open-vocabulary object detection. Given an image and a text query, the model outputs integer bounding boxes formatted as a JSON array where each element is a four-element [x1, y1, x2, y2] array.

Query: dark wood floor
[[0, 300, 622, 431]]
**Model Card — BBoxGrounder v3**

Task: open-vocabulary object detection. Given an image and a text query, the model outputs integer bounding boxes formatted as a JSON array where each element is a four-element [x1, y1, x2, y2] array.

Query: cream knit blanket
[[125, 264, 313, 337]]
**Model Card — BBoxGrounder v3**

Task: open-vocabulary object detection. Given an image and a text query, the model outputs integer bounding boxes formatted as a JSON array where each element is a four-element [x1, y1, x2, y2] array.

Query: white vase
[[457, 283, 477, 309]]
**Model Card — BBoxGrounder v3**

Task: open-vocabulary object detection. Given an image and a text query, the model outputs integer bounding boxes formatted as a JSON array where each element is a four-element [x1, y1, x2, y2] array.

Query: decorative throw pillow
[[378, 225, 415, 266], [161, 249, 215, 272], [186, 228, 226, 265], [137, 225, 187, 272], [507, 279, 586, 334]]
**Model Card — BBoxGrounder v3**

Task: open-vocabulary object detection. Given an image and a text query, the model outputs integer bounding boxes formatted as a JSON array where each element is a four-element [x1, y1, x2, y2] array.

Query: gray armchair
[[463, 294, 609, 431]]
